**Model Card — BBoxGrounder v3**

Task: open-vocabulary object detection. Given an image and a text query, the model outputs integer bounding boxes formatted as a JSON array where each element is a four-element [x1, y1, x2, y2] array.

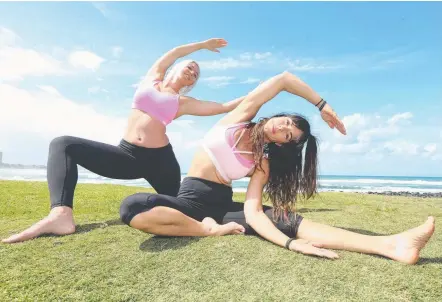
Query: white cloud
[[88, 86, 99, 93], [240, 52, 272, 61], [201, 76, 235, 82], [92, 2, 111, 18], [342, 113, 368, 129], [387, 112, 413, 125], [199, 51, 273, 71], [88, 86, 109, 94], [112, 46, 123, 58], [201, 76, 235, 88], [37, 85, 61, 96], [0, 83, 207, 168], [357, 125, 399, 144], [171, 120, 195, 128], [240, 78, 260, 84], [319, 141, 330, 151], [288, 59, 343, 72], [332, 142, 369, 154], [68, 50, 105, 71], [383, 140, 419, 155], [254, 52, 272, 60], [199, 48, 412, 76], [0, 46, 65, 81], [199, 50, 344, 73], [424, 143, 437, 154], [131, 75, 145, 89], [91, 2, 125, 21], [431, 154, 442, 161], [239, 53, 252, 60], [0, 27, 108, 81], [0, 83, 126, 145], [199, 58, 252, 70], [0, 27, 21, 47], [318, 111, 421, 158], [423, 143, 437, 158]]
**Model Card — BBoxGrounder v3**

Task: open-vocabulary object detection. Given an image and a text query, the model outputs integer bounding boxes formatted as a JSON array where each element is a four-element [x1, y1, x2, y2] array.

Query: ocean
[[1, 168, 441, 193]]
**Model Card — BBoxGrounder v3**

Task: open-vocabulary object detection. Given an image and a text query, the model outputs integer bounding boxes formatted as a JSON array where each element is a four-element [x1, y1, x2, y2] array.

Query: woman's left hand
[[290, 239, 340, 259], [320, 103, 347, 135]]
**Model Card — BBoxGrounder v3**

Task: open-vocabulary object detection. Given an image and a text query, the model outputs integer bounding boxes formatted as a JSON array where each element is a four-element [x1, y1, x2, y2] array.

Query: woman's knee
[[50, 135, 75, 148], [119, 193, 157, 227], [49, 135, 78, 154]]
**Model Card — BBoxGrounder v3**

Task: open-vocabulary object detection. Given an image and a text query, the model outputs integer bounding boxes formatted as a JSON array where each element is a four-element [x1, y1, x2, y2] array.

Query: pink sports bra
[[203, 122, 255, 183], [132, 80, 179, 126]]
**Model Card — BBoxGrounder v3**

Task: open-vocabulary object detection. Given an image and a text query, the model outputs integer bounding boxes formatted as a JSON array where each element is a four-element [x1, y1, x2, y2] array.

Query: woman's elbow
[[280, 70, 299, 81], [244, 209, 259, 226]]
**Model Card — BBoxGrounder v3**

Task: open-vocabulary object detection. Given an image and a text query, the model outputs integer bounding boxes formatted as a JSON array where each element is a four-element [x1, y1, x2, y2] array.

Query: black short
[[120, 177, 303, 237]]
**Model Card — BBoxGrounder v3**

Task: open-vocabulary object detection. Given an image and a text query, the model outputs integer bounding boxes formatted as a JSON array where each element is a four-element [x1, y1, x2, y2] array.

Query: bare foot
[[202, 217, 245, 236], [2, 206, 76, 244], [385, 216, 435, 264]]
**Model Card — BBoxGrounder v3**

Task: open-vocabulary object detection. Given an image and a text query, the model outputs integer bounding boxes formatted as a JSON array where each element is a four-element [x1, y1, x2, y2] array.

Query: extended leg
[[296, 217, 435, 264]]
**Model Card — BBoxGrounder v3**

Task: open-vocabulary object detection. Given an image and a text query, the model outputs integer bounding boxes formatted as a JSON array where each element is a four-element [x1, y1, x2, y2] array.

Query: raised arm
[[146, 38, 228, 81], [176, 95, 247, 117], [219, 71, 346, 135], [243, 160, 338, 259]]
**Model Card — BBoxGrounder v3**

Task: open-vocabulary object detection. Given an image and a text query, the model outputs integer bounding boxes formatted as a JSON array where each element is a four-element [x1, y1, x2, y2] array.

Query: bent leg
[[143, 144, 181, 197], [120, 193, 244, 237], [48, 136, 143, 209], [2, 136, 141, 244]]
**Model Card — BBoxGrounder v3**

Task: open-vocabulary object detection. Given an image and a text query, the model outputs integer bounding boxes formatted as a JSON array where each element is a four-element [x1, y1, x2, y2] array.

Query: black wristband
[[285, 238, 296, 250], [318, 100, 327, 111], [315, 98, 324, 107]]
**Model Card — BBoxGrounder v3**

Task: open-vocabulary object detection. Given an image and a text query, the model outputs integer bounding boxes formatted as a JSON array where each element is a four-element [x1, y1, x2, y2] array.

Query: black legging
[[47, 136, 180, 209], [120, 177, 303, 238]]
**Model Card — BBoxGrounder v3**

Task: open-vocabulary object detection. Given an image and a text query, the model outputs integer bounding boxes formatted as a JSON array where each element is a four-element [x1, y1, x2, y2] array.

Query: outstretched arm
[[145, 38, 228, 81], [243, 160, 339, 259], [176, 95, 247, 117], [219, 71, 346, 135]]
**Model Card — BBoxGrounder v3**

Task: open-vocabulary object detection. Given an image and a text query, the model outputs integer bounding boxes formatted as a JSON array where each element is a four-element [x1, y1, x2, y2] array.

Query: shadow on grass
[[297, 208, 339, 213], [337, 227, 386, 236], [139, 236, 201, 252], [75, 219, 124, 234], [417, 257, 442, 265]]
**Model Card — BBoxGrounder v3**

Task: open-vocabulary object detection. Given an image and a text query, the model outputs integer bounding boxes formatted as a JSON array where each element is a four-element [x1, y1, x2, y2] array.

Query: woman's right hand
[[289, 239, 339, 259], [203, 38, 228, 53]]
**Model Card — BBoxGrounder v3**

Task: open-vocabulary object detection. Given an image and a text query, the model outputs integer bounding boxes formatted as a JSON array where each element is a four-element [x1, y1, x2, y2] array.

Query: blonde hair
[[164, 59, 200, 95]]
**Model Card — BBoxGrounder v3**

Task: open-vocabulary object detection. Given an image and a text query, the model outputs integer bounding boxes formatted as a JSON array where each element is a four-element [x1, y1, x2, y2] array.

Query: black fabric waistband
[[178, 176, 233, 207], [118, 139, 173, 157]]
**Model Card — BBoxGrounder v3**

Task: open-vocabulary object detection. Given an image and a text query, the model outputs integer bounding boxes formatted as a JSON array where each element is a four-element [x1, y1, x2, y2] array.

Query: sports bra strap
[[232, 128, 253, 155], [232, 128, 246, 148]]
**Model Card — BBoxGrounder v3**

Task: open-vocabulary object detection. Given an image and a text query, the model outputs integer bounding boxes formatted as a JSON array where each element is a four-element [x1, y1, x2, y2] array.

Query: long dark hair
[[247, 113, 318, 218]]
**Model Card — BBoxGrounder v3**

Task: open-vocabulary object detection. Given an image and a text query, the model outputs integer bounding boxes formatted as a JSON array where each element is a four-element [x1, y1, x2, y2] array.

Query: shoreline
[[360, 191, 442, 198], [1, 179, 441, 198]]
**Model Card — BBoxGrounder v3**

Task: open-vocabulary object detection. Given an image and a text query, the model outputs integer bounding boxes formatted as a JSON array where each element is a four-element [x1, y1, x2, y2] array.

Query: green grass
[[1, 180, 441, 301]]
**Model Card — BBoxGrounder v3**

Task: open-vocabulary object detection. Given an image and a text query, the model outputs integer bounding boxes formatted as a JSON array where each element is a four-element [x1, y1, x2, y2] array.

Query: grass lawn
[[1, 180, 441, 301]]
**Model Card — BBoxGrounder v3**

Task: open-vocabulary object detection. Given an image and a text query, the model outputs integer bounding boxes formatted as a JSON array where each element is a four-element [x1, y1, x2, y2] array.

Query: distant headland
[[0, 151, 46, 169]]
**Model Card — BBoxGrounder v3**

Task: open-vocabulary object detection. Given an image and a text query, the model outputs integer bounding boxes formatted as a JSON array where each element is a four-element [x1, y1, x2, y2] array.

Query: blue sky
[[0, 2, 441, 176]]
